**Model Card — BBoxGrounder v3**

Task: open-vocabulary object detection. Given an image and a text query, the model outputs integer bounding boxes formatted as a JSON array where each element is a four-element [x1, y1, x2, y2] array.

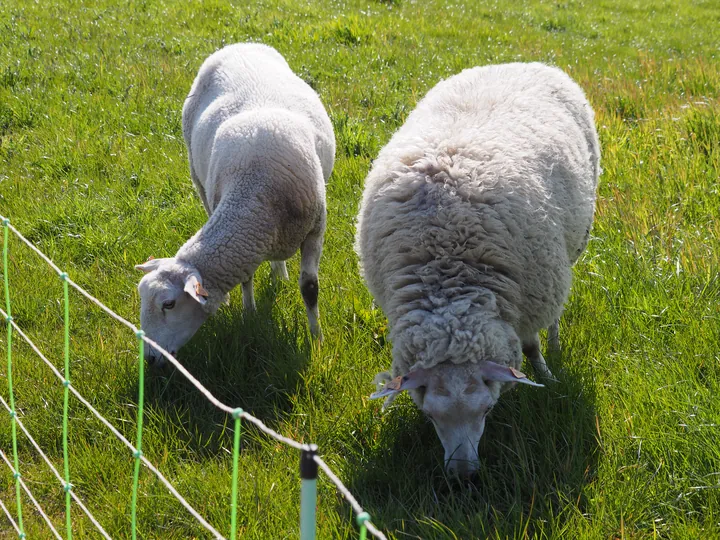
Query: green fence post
[[59, 272, 73, 539], [299, 445, 318, 540], [357, 512, 370, 540], [3, 217, 25, 538], [130, 331, 146, 539], [230, 408, 243, 540]]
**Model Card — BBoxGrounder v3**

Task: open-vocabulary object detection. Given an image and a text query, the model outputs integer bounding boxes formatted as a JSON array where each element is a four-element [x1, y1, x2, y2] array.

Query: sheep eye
[[162, 300, 176, 311]]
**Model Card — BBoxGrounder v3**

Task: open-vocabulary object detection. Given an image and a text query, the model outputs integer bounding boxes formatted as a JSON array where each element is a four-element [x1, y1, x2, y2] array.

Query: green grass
[[1, 0, 719, 538]]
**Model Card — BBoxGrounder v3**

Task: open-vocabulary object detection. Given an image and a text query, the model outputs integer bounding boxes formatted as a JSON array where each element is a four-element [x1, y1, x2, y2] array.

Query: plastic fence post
[[230, 408, 243, 540], [3, 217, 25, 538], [130, 331, 146, 540], [357, 512, 370, 540], [299, 445, 318, 540], [60, 272, 73, 539]]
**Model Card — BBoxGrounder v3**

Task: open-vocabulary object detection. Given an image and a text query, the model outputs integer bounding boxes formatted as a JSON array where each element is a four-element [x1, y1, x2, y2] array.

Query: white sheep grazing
[[136, 43, 335, 364], [356, 63, 600, 476]]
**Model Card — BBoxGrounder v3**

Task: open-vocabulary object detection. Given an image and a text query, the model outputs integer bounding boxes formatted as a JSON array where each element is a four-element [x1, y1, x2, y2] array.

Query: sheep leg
[[547, 318, 560, 353], [523, 334, 555, 381], [299, 221, 324, 340], [270, 261, 289, 281], [242, 274, 256, 312]]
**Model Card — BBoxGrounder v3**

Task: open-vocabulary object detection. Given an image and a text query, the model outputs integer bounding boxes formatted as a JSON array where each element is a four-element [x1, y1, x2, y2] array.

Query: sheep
[[135, 43, 335, 365], [355, 62, 600, 476]]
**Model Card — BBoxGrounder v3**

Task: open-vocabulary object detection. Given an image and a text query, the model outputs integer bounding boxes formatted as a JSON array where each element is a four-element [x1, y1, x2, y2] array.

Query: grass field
[[1, 0, 719, 538]]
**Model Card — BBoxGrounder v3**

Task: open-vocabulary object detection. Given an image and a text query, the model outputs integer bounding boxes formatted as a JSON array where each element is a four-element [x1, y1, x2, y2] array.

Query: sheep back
[[182, 42, 335, 208], [356, 62, 600, 375]]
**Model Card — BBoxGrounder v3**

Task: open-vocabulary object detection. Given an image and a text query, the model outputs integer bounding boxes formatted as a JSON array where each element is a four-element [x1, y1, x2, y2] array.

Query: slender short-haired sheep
[[356, 62, 600, 476], [136, 43, 335, 364]]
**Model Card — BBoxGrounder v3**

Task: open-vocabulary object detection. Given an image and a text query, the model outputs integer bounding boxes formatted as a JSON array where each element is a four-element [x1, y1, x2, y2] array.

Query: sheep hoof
[[537, 365, 558, 383], [528, 356, 557, 382], [311, 324, 323, 343]]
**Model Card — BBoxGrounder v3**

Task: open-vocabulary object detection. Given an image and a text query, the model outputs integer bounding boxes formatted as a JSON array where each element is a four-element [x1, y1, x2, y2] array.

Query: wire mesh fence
[[0, 215, 386, 540]]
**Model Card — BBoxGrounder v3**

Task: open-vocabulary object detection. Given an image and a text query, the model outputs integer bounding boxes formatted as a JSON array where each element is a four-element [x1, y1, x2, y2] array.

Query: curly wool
[[356, 62, 600, 378]]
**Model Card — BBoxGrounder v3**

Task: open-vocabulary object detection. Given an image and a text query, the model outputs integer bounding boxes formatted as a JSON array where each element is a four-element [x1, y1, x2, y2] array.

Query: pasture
[[1, 0, 719, 538]]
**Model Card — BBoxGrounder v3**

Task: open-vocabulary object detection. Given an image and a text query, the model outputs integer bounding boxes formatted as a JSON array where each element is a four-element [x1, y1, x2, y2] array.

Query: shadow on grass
[[342, 349, 599, 538], [129, 279, 313, 459]]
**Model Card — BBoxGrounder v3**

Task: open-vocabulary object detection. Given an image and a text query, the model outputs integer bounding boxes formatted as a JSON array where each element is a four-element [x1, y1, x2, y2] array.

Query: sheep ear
[[135, 256, 166, 273], [370, 368, 429, 399], [480, 361, 544, 387], [184, 273, 208, 305]]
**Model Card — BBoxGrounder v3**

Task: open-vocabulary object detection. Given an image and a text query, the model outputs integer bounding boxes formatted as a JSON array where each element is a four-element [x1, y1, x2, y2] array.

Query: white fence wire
[[0, 448, 63, 540], [0, 393, 112, 539], [1, 217, 387, 540], [0, 496, 21, 535]]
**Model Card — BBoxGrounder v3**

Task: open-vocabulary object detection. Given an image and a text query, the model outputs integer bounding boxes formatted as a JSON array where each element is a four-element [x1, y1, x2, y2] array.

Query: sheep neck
[[176, 196, 267, 305]]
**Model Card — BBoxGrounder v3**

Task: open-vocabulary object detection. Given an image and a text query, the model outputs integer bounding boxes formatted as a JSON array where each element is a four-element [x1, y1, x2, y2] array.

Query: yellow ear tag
[[385, 375, 406, 392], [195, 282, 209, 298]]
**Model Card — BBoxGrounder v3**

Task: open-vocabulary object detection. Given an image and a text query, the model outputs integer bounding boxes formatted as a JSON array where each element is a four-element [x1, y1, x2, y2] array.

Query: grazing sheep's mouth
[[148, 356, 162, 367], [445, 457, 481, 477], [147, 350, 174, 368]]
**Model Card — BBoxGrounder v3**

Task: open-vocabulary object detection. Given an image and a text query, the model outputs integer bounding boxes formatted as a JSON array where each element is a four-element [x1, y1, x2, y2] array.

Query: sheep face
[[372, 361, 543, 477], [418, 363, 499, 476], [135, 258, 210, 366]]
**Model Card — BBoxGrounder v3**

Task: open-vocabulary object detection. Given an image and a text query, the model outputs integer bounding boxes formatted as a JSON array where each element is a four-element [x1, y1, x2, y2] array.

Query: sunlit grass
[[1, 0, 719, 538]]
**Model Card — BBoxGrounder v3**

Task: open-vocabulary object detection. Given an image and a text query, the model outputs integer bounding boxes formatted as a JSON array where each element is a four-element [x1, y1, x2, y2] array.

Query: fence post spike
[[60, 270, 73, 539], [131, 330, 146, 539], [230, 408, 243, 540], [3, 216, 24, 535]]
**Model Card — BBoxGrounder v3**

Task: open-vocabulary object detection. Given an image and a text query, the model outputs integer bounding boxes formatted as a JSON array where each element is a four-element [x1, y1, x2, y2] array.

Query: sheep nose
[[445, 457, 480, 478], [146, 350, 168, 368]]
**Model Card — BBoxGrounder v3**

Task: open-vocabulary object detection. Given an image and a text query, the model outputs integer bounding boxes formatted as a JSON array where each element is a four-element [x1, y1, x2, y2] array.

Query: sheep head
[[371, 361, 543, 476], [135, 257, 210, 366]]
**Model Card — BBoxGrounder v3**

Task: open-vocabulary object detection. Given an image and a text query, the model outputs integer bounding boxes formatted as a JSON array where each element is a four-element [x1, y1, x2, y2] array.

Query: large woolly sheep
[[356, 63, 600, 476], [136, 43, 335, 365]]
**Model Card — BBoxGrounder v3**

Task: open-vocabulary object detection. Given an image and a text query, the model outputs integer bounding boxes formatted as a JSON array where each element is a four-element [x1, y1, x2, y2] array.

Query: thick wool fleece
[[356, 62, 600, 377], [178, 43, 335, 312]]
